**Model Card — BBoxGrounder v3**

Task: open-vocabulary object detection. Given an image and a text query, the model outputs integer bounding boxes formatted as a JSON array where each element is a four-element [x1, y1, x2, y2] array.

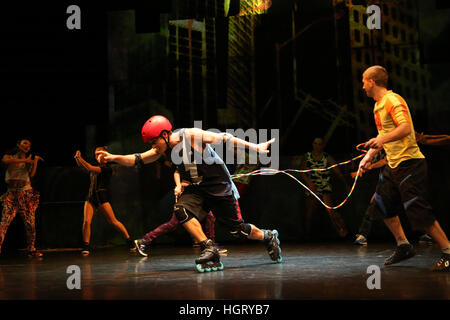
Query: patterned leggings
[[143, 211, 216, 243], [0, 189, 40, 253], [142, 201, 243, 243]]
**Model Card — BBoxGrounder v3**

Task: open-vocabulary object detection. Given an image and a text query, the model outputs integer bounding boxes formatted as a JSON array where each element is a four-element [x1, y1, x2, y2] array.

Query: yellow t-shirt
[[373, 90, 424, 168]]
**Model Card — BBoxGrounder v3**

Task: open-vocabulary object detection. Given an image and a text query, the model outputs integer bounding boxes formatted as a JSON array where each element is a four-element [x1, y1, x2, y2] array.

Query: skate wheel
[[217, 262, 224, 270], [277, 256, 283, 263], [196, 264, 205, 273]]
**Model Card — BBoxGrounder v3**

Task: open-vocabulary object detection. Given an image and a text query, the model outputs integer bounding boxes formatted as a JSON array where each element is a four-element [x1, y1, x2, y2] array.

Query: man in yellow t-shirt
[[359, 65, 450, 272]]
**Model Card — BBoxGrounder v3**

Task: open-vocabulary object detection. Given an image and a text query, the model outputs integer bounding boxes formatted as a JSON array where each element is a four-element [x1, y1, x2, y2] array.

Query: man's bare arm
[[97, 148, 161, 167], [185, 128, 275, 153]]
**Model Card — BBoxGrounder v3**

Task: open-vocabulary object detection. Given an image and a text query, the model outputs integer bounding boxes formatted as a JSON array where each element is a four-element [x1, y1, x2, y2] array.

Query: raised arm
[[29, 155, 44, 178], [74, 151, 101, 173]]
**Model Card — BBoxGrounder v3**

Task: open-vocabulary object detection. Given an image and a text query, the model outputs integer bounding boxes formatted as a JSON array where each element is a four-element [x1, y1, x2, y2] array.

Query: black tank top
[[172, 129, 239, 198], [88, 164, 112, 197]]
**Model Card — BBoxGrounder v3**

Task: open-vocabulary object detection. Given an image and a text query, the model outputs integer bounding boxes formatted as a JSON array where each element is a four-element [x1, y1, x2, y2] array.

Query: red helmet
[[141, 115, 173, 143]]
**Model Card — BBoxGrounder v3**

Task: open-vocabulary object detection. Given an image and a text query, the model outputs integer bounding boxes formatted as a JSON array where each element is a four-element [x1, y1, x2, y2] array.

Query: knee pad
[[174, 205, 194, 224], [229, 223, 252, 239]]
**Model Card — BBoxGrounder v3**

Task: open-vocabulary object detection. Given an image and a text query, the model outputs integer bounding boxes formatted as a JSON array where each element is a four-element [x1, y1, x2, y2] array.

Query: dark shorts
[[175, 186, 244, 229], [86, 189, 109, 208], [369, 158, 435, 230]]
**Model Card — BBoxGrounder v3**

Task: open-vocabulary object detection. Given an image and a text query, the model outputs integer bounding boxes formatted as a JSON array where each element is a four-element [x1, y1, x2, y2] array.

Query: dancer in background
[[299, 137, 350, 240], [0, 139, 43, 257], [74, 147, 135, 255]]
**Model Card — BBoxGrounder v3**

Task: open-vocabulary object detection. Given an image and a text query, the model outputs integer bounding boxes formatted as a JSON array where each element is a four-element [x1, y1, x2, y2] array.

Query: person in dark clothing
[[98, 115, 281, 272], [74, 146, 135, 255]]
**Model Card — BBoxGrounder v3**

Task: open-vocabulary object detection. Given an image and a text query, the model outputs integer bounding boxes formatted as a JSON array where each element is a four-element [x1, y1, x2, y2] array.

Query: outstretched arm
[[419, 134, 450, 146], [185, 128, 275, 153], [97, 148, 161, 167]]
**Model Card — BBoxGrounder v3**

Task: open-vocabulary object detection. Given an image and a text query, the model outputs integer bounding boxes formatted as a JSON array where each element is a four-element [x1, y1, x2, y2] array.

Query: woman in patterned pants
[[0, 139, 44, 257]]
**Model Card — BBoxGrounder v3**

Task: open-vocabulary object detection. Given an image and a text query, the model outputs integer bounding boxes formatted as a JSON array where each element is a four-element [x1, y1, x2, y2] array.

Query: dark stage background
[[0, 1, 449, 252]]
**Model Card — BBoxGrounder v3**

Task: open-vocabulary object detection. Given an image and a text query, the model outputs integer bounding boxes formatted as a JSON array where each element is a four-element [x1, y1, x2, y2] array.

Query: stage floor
[[0, 242, 449, 300]]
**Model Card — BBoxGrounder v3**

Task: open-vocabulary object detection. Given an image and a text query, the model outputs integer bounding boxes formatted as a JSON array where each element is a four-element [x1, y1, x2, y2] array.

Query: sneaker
[[418, 234, 434, 245], [127, 239, 137, 252], [28, 250, 43, 258], [81, 243, 91, 256], [429, 253, 450, 272], [384, 243, 415, 265], [354, 234, 368, 246], [134, 239, 149, 257]]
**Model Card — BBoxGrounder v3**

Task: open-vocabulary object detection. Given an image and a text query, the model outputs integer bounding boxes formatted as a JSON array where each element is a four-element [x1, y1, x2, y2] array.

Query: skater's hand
[[96, 150, 115, 162], [256, 138, 275, 154], [74, 150, 81, 159], [174, 185, 183, 197]]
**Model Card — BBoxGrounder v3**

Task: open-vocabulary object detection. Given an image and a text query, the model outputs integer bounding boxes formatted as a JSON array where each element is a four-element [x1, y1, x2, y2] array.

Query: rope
[[231, 144, 367, 210]]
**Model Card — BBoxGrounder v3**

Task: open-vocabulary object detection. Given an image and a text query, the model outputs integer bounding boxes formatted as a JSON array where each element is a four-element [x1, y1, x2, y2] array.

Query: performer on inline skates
[[98, 115, 282, 272]]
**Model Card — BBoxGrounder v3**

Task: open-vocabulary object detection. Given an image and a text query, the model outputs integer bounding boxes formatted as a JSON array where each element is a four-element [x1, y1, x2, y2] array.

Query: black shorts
[[369, 158, 435, 230], [175, 186, 244, 229], [86, 189, 110, 208]]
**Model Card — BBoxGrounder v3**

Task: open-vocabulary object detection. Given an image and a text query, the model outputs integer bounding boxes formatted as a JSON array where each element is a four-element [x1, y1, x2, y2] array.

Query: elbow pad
[[134, 154, 144, 168]]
